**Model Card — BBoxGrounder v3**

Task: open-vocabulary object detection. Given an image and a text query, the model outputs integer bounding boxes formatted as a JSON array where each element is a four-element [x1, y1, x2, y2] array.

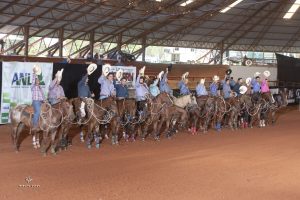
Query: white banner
[[1, 62, 53, 124], [103, 65, 136, 89]]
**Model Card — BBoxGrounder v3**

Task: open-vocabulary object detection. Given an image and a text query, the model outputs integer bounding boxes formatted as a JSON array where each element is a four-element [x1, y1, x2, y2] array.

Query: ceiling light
[[180, 0, 194, 7], [283, 0, 300, 19], [220, 0, 244, 13]]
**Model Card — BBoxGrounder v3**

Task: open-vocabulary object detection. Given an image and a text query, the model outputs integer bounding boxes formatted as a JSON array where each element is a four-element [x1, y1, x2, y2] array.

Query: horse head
[[61, 100, 76, 122]]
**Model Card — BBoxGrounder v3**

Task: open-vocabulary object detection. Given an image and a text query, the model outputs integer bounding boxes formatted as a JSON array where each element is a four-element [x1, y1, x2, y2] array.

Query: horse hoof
[[95, 144, 100, 149], [80, 139, 84, 143], [142, 138, 145, 142], [42, 153, 47, 157], [87, 144, 92, 149], [51, 148, 56, 155], [37, 144, 41, 148]]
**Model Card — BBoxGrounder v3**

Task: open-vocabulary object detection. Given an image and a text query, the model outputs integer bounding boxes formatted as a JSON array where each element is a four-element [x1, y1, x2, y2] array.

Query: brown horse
[[10, 99, 75, 155], [116, 98, 137, 141], [139, 92, 173, 141], [81, 97, 119, 148]]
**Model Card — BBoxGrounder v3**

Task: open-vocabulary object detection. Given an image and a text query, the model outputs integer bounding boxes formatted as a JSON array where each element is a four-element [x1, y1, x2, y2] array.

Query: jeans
[[48, 98, 58, 105], [32, 100, 42, 128]]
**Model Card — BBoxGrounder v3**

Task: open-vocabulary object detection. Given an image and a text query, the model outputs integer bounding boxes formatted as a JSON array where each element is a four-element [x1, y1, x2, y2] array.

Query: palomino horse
[[173, 94, 196, 108], [116, 98, 137, 141]]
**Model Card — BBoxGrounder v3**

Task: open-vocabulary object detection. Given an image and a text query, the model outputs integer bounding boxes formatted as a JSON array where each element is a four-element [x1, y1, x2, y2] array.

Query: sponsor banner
[[0, 62, 53, 124], [103, 65, 136, 89]]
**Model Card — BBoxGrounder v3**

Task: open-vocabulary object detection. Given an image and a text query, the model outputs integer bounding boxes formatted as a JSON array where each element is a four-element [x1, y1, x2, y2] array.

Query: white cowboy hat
[[246, 77, 252, 86], [213, 75, 219, 81], [254, 72, 261, 77], [87, 63, 97, 75], [263, 70, 271, 78], [33, 64, 42, 76], [158, 71, 164, 81], [139, 66, 146, 75], [116, 69, 123, 81], [182, 72, 189, 80], [200, 78, 205, 84], [101, 63, 111, 76], [239, 85, 248, 95], [56, 69, 64, 82]]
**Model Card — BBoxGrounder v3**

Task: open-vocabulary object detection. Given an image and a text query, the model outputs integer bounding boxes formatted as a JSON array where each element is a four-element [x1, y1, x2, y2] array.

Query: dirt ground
[[0, 106, 300, 200]]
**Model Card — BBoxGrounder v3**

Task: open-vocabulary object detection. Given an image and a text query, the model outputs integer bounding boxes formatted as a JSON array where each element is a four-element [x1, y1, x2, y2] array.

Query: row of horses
[[9, 90, 288, 156]]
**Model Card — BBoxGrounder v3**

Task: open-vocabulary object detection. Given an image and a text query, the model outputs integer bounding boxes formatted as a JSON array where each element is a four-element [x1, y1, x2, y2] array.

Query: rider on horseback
[[232, 78, 243, 97], [196, 78, 208, 97], [210, 75, 219, 96], [31, 65, 46, 131], [48, 69, 65, 105], [251, 75, 261, 102], [98, 64, 116, 100], [159, 68, 173, 96], [178, 72, 191, 96], [221, 77, 232, 100], [114, 77, 129, 100], [135, 66, 149, 112]]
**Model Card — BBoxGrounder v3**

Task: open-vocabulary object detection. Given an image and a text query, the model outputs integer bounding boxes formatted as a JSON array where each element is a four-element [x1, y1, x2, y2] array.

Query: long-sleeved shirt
[[251, 79, 260, 93], [261, 80, 270, 93], [159, 72, 172, 94], [114, 81, 129, 98], [196, 83, 208, 96], [222, 80, 232, 99], [178, 80, 190, 95], [31, 74, 45, 101], [150, 79, 160, 97], [210, 82, 218, 96], [48, 78, 65, 100], [98, 75, 115, 97], [135, 75, 149, 98], [229, 79, 236, 89], [78, 74, 91, 98], [232, 83, 241, 96]]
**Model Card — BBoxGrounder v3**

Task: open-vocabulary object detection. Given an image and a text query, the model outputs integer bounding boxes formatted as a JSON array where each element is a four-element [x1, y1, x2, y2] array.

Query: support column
[[89, 31, 94, 56], [59, 27, 64, 57], [142, 37, 146, 62], [23, 26, 29, 57], [117, 33, 122, 51], [220, 40, 224, 65]]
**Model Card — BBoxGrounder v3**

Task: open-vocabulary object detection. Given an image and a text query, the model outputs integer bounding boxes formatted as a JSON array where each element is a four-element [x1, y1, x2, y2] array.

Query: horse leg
[[86, 123, 93, 149], [50, 129, 58, 155], [12, 123, 24, 152], [271, 110, 276, 125], [141, 123, 149, 141], [41, 131, 49, 156], [152, 121, 160, 141]]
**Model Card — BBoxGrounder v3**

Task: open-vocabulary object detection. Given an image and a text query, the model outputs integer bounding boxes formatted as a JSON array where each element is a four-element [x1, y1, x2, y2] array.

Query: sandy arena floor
[[0, 106, 300, 200]]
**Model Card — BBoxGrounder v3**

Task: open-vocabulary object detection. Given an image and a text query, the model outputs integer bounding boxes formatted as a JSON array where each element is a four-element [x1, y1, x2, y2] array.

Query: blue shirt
[[196, 84, 208, 96], [232, 83, 241, 96], [98, 75, 115, 97], [178, 80, 190, 95], [222, 80, 231, 99], [78, 74, 91, 98], [251, 79, 260, 93], [159, 72, 172, 94], [230, 79, 236, 89], [135, 75, 149, 98], [210, 82, 218, 96], [150, 79, 160, 97], [114, 81, 128, 98]]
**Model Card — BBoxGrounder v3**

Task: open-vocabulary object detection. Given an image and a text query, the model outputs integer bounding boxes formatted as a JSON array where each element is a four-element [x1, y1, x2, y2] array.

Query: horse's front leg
[[12, 123, 24, 152], [41, 130, 50, 156], [50, 129, 58, 155]]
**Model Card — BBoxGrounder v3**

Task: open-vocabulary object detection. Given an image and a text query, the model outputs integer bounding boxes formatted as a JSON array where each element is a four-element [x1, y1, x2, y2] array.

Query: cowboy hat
[[116, 69, 123, 81], [56, 69, 64, 82], [263, 70, 271, 78], [101, 63, 111, 76], [182, 72, 189, 80], [200, 78, 205, 84], [239, 85, 248, 95], [225, 69, 232, 75], [246, 77, 252, 86], [87, 63, 97, 75], [139, 66, 146, 75], [158, 71, 164, 81], [213, 75, 219, 81], [33, 64, 42, 76], [254, 72, 261, 77]]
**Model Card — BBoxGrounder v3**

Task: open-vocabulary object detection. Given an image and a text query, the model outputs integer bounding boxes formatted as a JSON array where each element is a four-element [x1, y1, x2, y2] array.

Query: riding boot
[[80, 131, 84, 142], [262, 120, 266, 127]]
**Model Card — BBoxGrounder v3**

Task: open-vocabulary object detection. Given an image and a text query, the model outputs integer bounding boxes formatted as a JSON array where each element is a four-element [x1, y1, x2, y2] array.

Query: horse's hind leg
[[12, 123, 24, 152]]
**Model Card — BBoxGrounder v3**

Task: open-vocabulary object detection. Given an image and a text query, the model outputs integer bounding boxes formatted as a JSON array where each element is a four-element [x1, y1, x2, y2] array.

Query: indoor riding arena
[[1, 1, 300, 200]]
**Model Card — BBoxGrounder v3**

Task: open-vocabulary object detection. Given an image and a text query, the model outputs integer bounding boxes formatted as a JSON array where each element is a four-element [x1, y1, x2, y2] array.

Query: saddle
[[24, 106, 34, 115]]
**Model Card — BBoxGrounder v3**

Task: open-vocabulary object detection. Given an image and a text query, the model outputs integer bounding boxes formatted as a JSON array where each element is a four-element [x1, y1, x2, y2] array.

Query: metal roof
[[0, 0, 300, 55]]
